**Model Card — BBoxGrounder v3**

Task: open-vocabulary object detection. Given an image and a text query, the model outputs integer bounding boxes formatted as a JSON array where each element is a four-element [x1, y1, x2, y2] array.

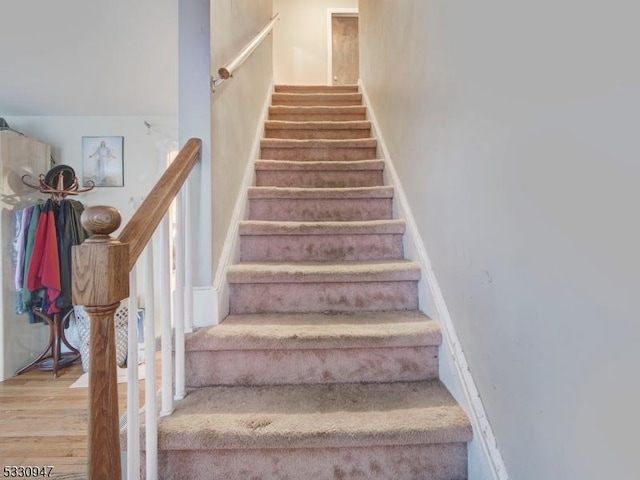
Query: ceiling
[[0, 0, 178, 116]]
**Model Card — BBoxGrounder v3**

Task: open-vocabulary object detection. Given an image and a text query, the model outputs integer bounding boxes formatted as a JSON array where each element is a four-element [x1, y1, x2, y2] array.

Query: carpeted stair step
[[248, 186, 393, 221], [261, 138, 377, 161], [275, 84, 359, 93], [239, 219, 405, 262], [161, 83, 471, 480], [154, 380, 472, 480], [185, 311, 440, 386], [255, 159, 384, 188], [227, 260, 420, 314], [264, 120, 372, 139], [272, 92, 363, 106], [269, 105, 367, 121]]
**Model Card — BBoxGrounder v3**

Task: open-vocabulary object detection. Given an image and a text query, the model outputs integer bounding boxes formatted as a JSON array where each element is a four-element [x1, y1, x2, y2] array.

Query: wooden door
[[331, 15, 359, 85]]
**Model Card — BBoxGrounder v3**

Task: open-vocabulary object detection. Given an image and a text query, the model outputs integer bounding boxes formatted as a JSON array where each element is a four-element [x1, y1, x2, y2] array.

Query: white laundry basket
[[73, 302, 129, 372]]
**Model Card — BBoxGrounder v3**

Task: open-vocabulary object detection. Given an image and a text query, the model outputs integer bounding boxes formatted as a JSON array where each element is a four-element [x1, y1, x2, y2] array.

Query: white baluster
[[144, 246, 158, 480], [157, 215, 173, 417], [174, 189, 186, 400], [127, 266, 140, 480], [184, 179, 194, 333]]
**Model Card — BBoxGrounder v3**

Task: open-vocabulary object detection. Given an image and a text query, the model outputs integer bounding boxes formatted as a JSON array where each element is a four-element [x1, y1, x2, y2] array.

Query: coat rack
[[16, 165, 94, 377], [21, 164, 95, 200]]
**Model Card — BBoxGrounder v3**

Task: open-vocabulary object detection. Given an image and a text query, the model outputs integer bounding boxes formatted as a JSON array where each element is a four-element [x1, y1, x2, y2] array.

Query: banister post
[[72, 206, 129, 480]]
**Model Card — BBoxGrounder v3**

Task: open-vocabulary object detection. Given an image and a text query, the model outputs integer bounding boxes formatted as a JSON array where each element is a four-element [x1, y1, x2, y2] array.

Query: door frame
[[326, 8, 359, 86]]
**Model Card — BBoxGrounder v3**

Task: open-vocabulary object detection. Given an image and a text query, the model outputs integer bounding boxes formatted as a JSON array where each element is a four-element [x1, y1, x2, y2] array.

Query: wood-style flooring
[[0, 360, 147, 479]]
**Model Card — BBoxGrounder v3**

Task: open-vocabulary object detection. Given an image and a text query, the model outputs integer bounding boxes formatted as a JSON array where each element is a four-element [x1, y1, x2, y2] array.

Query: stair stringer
[[359, 80, 510, 480], [202, 79, 275, 327]]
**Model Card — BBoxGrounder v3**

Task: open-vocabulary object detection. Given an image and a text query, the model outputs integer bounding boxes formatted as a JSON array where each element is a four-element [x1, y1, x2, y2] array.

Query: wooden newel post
[[72, 206, 129, 480]]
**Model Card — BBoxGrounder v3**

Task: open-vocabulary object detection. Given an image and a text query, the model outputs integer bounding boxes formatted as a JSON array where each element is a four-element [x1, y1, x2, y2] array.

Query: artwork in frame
[[82, 136, 124, 187]]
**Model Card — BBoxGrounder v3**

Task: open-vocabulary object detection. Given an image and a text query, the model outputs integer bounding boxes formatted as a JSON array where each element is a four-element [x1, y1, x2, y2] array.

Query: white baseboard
[[359, 81, 509, 480], [207, 78, 276, 326], [193, 286, 217, 328]]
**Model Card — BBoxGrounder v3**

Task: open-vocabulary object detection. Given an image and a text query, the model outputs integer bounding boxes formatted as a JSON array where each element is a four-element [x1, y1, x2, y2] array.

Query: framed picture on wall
[[81, 136, 124, 187]]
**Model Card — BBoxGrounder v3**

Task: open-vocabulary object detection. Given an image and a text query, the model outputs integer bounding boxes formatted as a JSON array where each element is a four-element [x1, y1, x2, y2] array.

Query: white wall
[[273, 0, 358, 84], [179, 0, 213, 287], [360, 1, 640, 479], [2, 117, 177, 226]]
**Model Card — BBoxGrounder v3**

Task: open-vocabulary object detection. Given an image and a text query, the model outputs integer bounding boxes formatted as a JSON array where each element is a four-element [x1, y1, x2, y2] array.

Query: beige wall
[[360, 1, 640, 479], [0, 132, 50, 381], [273, 0, 358, 84], [210, 0, 274, 274]]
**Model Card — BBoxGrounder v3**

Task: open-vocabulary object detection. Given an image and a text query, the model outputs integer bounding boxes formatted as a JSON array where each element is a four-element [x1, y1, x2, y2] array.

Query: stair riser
[[270, 112, 366, 121], [261, 146, 377, 161], [255, 170, 383, 188], [272, 94, 362, 107], [272, 99, 363, 107], [156, 444, 467, 480], [186, 346, 438, 386], [229, 281, 419, 314], [275, 85, 359, 93], [264, 128, 371, 140], [249, 198, 393, 221], [240, 233, 404, 262]]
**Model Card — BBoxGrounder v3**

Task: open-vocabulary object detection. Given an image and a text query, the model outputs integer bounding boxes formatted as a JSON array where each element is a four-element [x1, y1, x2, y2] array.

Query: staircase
[[155, 85, 472, 479]]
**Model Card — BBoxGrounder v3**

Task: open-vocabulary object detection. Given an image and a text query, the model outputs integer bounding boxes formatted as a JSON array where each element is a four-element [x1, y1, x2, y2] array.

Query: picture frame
[[81, 136, 124, 187]]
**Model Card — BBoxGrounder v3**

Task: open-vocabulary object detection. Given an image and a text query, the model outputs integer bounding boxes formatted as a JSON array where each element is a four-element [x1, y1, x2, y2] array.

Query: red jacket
[[26, 201, 61, 314]]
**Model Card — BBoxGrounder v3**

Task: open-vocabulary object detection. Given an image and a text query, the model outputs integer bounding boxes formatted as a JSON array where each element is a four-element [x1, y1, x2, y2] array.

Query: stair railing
[[211, 12, 280, 90], [72, 138, 202, 480]]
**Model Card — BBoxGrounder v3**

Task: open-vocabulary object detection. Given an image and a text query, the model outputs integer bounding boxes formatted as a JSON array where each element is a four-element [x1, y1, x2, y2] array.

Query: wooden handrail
[[120, 137, 201, 270], [212, 13, 280, 90], [72, 137, 202, 480]]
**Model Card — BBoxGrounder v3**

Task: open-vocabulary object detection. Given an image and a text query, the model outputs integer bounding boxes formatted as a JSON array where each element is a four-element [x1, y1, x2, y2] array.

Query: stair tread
[[248, 185, 393, 199], [262, 138, 377, 148], [227, 260, 421, 283], [187, 311, 440, 351], [158, 380, 472, 450], [270, 105, 366, 113], [275, 84, 359, 92], [272, 92, 362, 100], [239, 219, 405, 235], [265, 120, 371, 130], [255, 159, 384, 171]]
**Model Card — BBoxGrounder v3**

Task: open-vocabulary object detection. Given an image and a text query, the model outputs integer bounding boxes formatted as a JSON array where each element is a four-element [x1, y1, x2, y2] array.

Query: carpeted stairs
[[156, 85, 472, 479]]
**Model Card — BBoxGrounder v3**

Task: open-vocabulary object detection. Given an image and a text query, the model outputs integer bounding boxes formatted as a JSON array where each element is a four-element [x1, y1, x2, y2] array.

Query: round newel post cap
[[81, 206, 122, 243]]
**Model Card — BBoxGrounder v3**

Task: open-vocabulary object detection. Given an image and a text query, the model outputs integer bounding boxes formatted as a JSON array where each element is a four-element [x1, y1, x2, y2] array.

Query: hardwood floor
[[0, 360, 147, 479]]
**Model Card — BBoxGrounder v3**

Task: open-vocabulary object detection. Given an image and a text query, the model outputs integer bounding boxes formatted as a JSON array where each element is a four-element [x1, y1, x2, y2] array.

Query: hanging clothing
[[13, 205, 34, 315], [27, 199, 61, 314], [15, 198, 88, 318], [11, 209, 23, 288], [56, 199, 87, 309], [20, 202, 43, 321], [14, 205, 34, 291]]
